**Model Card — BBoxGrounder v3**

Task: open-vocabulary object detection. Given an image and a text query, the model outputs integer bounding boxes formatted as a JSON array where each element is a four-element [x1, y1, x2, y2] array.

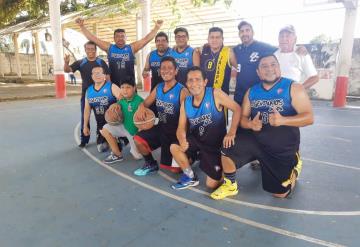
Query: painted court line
[[326, 136, 352, 143], [315, 123, 360, 128], [74, 123, 345, 247], [302, 158, 360, 172], [158, 172, 360, 216]]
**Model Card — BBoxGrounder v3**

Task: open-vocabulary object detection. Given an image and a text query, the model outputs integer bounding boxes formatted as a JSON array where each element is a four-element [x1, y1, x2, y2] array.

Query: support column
[[141, 0, 151, 65], [33, 31, 43, 80], [333, 0, 358, 107], [136, 13, 143, 89], [49, 0, 66, 98], [12, 33, 22, 78]]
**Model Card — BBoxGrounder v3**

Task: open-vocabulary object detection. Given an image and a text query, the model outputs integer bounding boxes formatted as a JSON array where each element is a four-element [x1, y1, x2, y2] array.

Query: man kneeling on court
[[133, 56, 189, 176], [170, 66, 241, 190], [211, 54, 314, 200]]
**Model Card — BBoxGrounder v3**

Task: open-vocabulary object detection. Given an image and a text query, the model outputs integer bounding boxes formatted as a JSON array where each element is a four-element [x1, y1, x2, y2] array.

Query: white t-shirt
[[274, 49, 318, 83]]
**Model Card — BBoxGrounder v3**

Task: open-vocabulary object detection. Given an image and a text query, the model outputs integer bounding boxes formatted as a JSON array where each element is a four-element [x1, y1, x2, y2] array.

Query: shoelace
[[179, 174, 190, 183], [142, 161, 153, 170]]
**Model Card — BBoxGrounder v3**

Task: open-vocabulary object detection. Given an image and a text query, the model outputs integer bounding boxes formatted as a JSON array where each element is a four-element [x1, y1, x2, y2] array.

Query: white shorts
[[103, 124, 142, 160]]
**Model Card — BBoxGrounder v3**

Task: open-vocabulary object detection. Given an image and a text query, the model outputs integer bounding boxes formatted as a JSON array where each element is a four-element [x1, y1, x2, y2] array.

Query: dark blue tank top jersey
[[149, 48, 172, 90], [108, 44, 135, 86], [185, 87, 226, 147], [86, 81, 117, 128], [170, 46, 194, 85], [200, 45, 232, 94], [155, 82, 184, 136], [248, 77, 300, 156]]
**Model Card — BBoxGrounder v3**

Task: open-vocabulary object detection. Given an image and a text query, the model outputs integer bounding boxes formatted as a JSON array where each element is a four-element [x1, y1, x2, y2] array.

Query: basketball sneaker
[[210, 178, 238, 200], [171, 174, 199, 190], [134, 160, 159, 176], [103, 152, 124, 164]]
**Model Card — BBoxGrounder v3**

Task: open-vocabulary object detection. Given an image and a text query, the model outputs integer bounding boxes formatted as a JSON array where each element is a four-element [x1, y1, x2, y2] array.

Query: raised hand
[[251, 112, 262, 131], [75, 17, 85, 27], [269, 106, 284, 126], [295, 45, 308, 56], [154, 20, 163, 29], [64, 54, 70, 64]]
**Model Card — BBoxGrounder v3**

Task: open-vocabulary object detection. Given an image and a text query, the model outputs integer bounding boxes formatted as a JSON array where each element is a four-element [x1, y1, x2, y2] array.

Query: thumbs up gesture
[[269, 106, 283, 126], [251, 112, 262, 131]]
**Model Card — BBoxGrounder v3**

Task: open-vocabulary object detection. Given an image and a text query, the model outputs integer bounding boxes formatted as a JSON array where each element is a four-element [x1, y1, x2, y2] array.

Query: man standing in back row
[[170, 27, 200, 85], [275, 25, 319, 89], [233, 21, 277, 106], [76, 18, 164, 86], [64, 41, 110, 148], [200, 27, 237, 95], [143, 31, 172, 91]]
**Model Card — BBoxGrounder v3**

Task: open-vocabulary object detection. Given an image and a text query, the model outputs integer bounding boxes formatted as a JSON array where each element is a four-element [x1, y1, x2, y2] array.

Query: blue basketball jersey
[[86, 81, 117, 128], [185, 87, 226, 146], [248, 77, 300, 156], [108, 44, 135, 86], [156, 82, 184, 135], [249, 77, 297, 124], [149, 48, 172, 89], [170, 46, 194, 85]]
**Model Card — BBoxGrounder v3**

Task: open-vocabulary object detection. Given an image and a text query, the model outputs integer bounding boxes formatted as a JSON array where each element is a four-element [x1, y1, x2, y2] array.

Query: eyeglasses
[[175, 35, 187, 39]]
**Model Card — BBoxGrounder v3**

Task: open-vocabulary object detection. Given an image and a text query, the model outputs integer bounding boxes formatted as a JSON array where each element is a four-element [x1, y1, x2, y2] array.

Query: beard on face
[[263, 77, 280, 85]]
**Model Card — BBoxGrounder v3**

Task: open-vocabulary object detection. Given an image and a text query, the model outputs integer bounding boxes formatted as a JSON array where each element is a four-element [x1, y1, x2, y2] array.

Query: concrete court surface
[[0, 96, 359, 247]]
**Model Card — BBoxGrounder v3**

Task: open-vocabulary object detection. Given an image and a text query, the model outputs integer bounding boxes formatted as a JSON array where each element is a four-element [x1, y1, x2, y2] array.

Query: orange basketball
[[105, 103, 123, 125], [133, 108, 155, 130]]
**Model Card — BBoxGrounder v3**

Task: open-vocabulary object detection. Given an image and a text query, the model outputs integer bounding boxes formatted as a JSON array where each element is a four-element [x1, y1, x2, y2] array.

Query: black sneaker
[[78, 142, 87, 148]]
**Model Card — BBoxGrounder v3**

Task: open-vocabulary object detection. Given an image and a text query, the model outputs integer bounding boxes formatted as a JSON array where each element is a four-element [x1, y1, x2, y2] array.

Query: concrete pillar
[[33, 31, 43, 79], [136, 12, 143, 89], [333, 0, 358, 107], [141, 0, 151, 64], [49, 0, 66, 98], [12, 33, 22, 78]]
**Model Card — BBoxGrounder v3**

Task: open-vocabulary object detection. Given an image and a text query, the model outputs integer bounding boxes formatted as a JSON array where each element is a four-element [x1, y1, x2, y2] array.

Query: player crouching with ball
[[100, 76, 144, 163]]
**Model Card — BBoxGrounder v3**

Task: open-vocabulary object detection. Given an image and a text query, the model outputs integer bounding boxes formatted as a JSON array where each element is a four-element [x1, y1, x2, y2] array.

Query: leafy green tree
[[0, 0, 232, 28], [310, 34, 332, 45]]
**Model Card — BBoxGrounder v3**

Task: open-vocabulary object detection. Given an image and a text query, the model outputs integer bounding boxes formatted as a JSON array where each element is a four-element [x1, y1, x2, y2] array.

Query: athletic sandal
[[210, 178, 238, 200], [134, 160, 159, 176], [171, 174, 199, 190]]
